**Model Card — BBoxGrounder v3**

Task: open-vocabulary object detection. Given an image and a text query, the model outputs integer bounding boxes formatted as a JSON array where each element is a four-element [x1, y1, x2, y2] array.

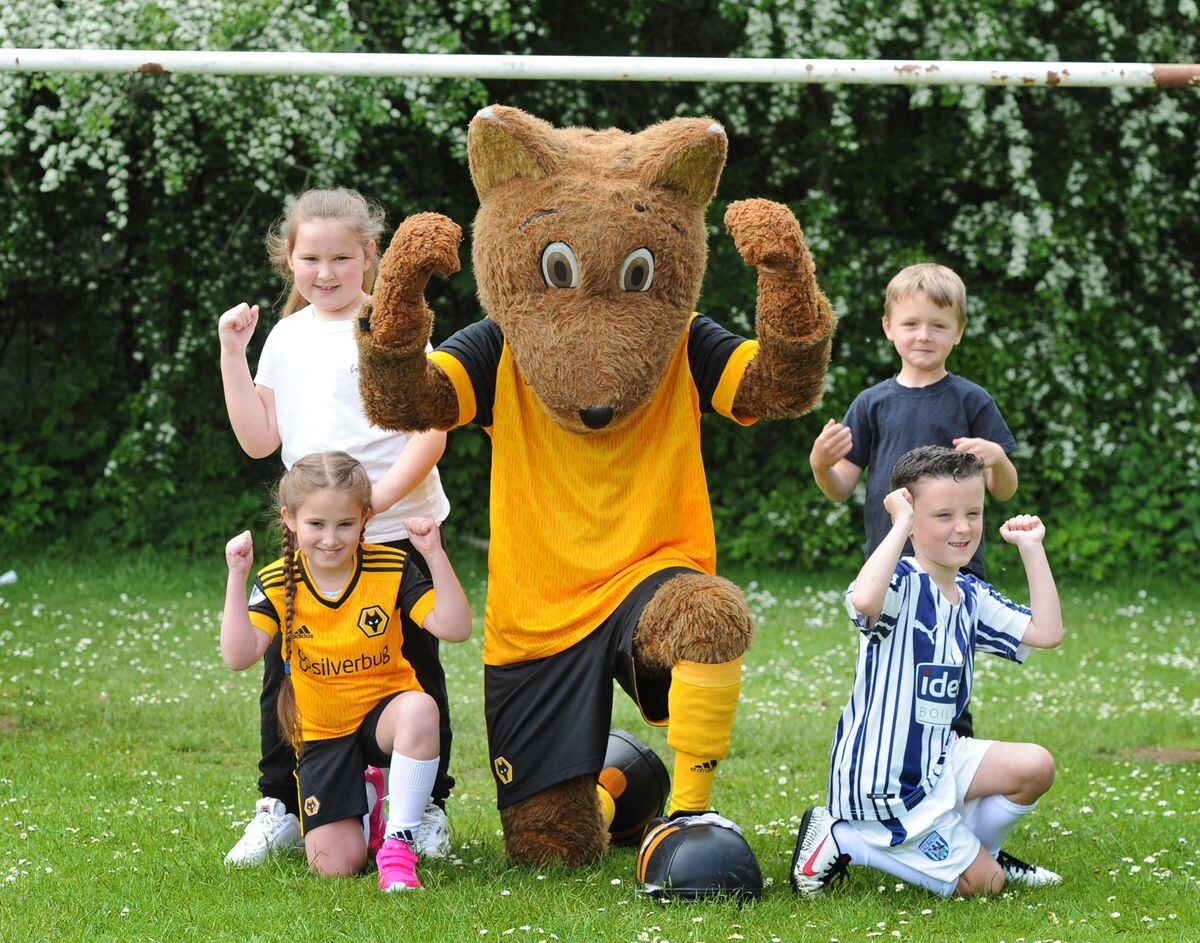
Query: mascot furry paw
[[357, 105, 835, 867]]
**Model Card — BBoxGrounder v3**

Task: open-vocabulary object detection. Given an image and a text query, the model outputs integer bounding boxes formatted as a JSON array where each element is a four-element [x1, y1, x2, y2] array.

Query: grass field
[[0, 547, 1197, 942]]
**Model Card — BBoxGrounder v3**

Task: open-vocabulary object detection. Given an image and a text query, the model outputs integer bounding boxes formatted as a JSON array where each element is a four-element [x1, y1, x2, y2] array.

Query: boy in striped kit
[[792, 446, 1064, 898]]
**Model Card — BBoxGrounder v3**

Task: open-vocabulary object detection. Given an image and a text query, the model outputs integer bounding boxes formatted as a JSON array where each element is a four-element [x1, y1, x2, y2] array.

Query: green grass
[[0, 548, 1197, 942]]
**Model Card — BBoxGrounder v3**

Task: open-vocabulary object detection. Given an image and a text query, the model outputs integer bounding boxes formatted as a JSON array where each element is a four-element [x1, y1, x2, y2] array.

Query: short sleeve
[[844, 564, 909, 639], [686, 315, 759, 425], [966, 390, 1017, 454], [843, 391, 873, 469], [253, 323, 281, 390], [429, 319, 503, 428], [396, 563, 436, 629], [247, 576, 281, 638], [971, 578, 1031, 663]]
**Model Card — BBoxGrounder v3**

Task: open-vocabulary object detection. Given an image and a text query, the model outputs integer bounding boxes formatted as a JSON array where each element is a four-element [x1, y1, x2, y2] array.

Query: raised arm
[[722, 199, 837, 420], [357, 214, 464, 432], [220, 531, 273, 670], [999, 515, 1063, 649], [218, 302, 281, 458], [850, 488, 913, 619], [404, 518, 472, 643]]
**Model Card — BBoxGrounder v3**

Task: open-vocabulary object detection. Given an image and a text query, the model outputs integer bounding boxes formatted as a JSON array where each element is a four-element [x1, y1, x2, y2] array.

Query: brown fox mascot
[[357, 105, 835, 867]]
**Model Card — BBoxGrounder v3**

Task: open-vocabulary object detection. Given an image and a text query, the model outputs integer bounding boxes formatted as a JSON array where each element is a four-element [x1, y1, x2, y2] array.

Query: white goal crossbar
[[2, 49, 1198, 89]]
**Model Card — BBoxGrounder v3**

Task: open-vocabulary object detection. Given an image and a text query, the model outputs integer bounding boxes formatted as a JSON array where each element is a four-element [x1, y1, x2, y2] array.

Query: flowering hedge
[[1, 0, 1197, 580]]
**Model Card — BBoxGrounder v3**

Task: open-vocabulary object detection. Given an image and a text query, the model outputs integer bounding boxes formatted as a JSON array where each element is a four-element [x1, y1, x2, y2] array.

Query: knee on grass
[[500, 775, 608, 868], [956, 853, 1004, 897], [305, 819, 368, 877], [307, 843, 367, 878]]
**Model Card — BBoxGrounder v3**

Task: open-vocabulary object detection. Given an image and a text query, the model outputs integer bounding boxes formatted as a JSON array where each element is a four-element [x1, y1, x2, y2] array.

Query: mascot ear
[[628, 117, 728, 208], [468, 105, 566, 201]]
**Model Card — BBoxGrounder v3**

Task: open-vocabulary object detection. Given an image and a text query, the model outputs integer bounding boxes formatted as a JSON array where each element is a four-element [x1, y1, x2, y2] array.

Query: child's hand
[[218, 303, 260, 355], [404, 517, 442, 557], [225, 530, 254, 577], [952, 437, 1003, 468], [883, 487, 915, 534], [999, 514, 1045, 547], [810, 419, 853, 471]]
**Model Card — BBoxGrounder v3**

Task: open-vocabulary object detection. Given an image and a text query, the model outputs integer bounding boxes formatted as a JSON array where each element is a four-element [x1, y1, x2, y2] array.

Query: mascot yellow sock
[[595, 784, 616, 827], [666, 658, 742, 815]]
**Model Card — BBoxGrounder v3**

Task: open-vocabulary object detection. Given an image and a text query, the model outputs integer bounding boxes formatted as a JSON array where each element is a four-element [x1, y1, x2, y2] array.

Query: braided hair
[[272, 451, 373, 752]]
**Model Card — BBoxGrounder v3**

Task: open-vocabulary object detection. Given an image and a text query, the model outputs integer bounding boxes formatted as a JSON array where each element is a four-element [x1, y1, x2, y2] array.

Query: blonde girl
[[221, 452, 471, 890], [217, 188, 456, 867]]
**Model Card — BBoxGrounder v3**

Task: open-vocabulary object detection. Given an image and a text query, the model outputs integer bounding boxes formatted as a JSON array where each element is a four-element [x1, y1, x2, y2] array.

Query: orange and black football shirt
[[247, 544, 435, 740], [428, 313, 757, 666]]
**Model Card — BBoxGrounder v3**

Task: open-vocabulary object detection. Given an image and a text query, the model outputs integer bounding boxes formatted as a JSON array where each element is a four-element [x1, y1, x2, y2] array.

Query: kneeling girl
[[220, 451, 471, 890]]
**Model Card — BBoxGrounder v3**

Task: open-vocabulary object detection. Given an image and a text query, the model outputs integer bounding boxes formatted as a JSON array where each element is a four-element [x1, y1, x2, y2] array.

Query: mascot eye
[[619, 249, 655, 292], [541, 242, 579, 289]]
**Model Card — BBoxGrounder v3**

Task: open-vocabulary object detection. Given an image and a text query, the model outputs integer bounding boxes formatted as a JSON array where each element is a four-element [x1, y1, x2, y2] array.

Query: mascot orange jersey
[[431, 314, 757, 665]]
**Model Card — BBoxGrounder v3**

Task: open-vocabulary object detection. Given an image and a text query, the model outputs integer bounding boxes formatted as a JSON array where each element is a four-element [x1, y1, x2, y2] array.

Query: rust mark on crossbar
[[1152, 63, 1200, 87], [136, 61, 168, 74], [894, 63, 944, 77]]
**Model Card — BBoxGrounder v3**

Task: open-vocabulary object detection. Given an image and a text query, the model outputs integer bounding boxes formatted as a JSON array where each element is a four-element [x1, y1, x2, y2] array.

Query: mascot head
[[467, 105, 727, 434]]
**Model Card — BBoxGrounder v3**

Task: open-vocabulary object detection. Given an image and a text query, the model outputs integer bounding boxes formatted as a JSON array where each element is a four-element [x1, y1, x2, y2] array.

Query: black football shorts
[[483, 567, 697, 808]]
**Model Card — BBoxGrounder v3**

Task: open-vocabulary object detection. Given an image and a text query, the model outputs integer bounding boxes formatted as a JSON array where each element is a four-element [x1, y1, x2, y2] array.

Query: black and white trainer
[[997, 849, 1062, 887], [789, 806, 851, 897]]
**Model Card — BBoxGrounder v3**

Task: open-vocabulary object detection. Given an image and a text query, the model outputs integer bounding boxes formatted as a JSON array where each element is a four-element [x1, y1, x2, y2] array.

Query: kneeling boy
[[793, 446, 1063, 897]]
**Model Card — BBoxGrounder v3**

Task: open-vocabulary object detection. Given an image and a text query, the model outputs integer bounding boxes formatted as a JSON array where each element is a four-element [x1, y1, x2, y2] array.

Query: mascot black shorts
[[484, 566, 697, 809]]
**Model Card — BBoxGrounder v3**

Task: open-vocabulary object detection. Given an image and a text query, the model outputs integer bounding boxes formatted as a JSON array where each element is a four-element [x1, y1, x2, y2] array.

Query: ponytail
[[276, 524, 304, 753]]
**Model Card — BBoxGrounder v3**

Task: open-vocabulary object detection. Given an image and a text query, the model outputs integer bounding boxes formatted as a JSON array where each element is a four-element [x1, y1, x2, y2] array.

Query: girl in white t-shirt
[[216, 187, 456, 868]]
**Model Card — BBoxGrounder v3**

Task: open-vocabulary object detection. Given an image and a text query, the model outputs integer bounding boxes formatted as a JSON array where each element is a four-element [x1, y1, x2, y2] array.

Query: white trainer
[[997, 849, 1062, 887], [224, 798, 305, 867], [413, 801, 451, 858], [789, 806, 850, 897]]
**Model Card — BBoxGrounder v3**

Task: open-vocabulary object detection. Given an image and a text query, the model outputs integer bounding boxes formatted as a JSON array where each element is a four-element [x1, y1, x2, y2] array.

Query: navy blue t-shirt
[[843, 373, 1016, 577]]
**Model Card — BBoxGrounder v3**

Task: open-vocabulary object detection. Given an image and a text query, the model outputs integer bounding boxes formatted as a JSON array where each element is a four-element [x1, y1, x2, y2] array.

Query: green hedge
[[1, 0, 1197, 580]]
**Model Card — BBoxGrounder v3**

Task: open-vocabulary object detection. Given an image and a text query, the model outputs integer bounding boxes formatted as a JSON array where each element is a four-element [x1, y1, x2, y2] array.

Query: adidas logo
[[689, 759, 719, 774], [293, 624, 314, 639]]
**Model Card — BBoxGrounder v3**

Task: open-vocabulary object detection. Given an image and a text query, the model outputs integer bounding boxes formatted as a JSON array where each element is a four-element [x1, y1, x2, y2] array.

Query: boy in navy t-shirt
[[810, 264, 1015, 710], [809, 263, 1018, 584]]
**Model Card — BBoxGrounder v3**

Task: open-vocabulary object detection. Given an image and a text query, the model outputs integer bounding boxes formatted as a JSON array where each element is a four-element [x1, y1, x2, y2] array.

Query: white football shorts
[[841, 735, 994, 896]]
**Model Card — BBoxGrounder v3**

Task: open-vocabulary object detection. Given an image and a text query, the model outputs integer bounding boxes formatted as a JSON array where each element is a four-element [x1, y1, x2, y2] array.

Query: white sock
[[832, 821, 956, 897], [385, 754, 438, 840], [967, 794, 1036, 856]]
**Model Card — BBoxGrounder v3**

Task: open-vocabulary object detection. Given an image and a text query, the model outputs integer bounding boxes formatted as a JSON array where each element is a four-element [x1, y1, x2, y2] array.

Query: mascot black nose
[[579, 406, 614, 429]]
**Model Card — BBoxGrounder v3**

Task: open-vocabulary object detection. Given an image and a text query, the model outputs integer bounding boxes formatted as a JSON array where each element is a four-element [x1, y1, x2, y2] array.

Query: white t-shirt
[[255, 305, 450, 542]]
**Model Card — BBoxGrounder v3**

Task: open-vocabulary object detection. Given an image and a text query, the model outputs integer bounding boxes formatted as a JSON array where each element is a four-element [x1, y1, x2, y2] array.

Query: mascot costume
[[356, 105, 835, 867]]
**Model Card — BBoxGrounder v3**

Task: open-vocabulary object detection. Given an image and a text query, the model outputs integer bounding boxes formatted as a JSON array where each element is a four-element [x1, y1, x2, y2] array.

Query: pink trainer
[[377, 836, 422, 891]]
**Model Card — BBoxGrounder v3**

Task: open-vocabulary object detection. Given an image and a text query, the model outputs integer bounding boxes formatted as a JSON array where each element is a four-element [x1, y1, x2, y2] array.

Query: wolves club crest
[[358, 605, 389, 638]]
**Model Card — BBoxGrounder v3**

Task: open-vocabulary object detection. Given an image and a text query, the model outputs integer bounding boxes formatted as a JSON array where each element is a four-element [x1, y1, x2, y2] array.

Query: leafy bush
[[1, 0, 1196, 580]]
